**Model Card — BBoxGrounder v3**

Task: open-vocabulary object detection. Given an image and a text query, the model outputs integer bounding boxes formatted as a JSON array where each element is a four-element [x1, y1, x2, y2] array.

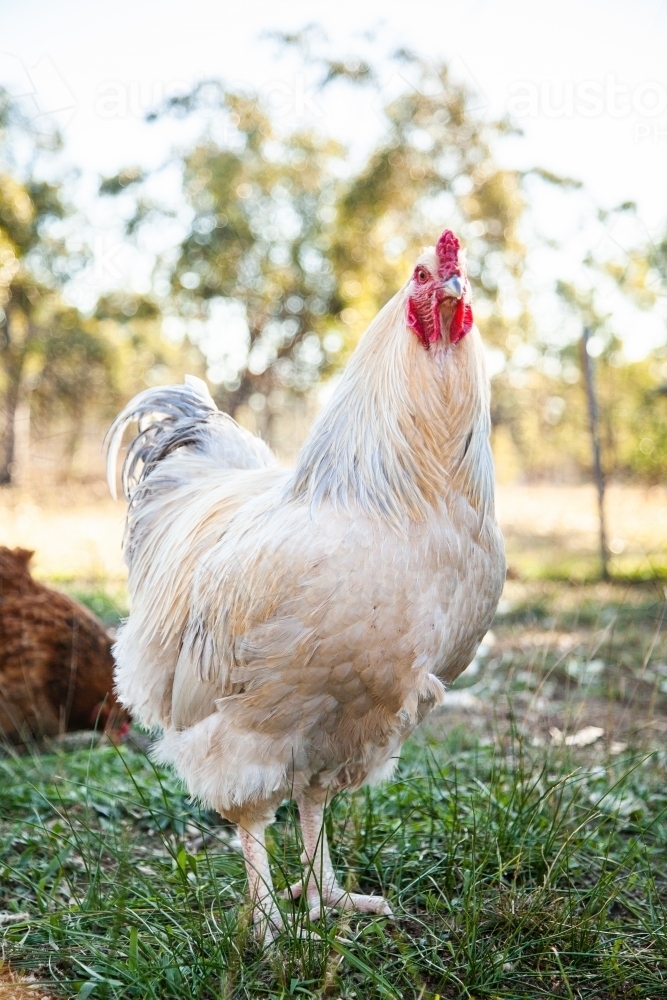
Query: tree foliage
[[109, 54, 529, 433], [0, 88, 204, 485], [2, 38, 667, 486]]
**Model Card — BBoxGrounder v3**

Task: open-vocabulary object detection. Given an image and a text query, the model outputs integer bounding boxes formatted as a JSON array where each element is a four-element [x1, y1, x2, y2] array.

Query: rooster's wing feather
[[167, 499, 453, 749]]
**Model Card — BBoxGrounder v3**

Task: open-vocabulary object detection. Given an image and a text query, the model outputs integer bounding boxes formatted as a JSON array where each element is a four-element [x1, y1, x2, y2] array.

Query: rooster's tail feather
[[105, 378, 280, 730], [105, 375, 275, 501]]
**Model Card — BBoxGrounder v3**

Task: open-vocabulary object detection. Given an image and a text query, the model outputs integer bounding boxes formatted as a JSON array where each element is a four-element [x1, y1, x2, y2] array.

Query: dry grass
[[498, 482, 667, 579], [1, 480, 666, 586], [0, 483, 126, 585], [0, 965, 56, 999]]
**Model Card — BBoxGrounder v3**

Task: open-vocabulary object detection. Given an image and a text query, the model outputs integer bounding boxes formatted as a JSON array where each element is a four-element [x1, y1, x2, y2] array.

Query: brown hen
[[0, 546, 124, 742]]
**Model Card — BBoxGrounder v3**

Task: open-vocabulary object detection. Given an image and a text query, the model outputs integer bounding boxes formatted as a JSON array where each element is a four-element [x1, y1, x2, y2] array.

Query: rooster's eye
[[415, 267, 429, 284]]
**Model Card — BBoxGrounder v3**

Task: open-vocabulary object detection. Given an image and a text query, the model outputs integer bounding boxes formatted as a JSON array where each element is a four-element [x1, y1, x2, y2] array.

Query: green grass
[[70, 587, 128, 628], [55, 583, 128, 629], [505, 553, 667, 585], [1, 728, 666, 999], [2, 581, 667, 998]]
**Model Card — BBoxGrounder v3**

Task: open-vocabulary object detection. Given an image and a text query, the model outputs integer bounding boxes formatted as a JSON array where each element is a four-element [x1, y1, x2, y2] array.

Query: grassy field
[[1, 484, 667, 997], [1, 706, 666, 997]]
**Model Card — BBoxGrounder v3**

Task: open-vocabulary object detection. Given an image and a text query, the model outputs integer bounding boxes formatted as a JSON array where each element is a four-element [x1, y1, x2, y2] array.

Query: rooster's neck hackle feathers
[[291, 283, 494, 529]]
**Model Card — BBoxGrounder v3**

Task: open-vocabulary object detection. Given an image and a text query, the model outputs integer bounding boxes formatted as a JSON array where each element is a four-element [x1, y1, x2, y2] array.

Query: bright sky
[[2, 0, 667, 356]]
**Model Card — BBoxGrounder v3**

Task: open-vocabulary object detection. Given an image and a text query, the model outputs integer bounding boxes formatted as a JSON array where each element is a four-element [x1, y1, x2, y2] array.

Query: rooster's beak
[[442, 275, 463, 299]]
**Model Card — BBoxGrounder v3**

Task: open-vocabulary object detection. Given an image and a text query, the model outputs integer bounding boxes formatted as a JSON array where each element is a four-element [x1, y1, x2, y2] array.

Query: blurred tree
[[95, 40, 667, 484], [93, 290, 206, 401], [0, 161, 68, 482], [0, 89, 189, 485], [102, 50, 534, 446], [0, 88, 91, 484], [487, 278, 667, 483], [166, 95, 345, 416], [29, 306, 119, 478], [584, 205, 667, 480]]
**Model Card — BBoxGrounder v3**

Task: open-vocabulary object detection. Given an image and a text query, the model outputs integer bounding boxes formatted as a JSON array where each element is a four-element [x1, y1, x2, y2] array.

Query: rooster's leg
[[296, 795, 393, 921], [238, 821, 285, 945]]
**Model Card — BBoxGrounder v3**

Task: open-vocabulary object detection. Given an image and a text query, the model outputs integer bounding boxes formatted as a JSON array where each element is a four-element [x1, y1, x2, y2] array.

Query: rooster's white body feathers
[[107, 255, 505, 830]]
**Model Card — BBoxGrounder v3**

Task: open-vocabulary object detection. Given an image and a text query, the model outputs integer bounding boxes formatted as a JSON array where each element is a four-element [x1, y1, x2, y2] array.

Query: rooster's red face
[[406, 230, 473, 350]]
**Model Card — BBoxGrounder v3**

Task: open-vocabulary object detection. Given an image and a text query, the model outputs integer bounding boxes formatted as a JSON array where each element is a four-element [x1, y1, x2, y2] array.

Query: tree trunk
[[580, 327, 609, 581], [0, 372, 22, 486], [0, 308, 31, 487]]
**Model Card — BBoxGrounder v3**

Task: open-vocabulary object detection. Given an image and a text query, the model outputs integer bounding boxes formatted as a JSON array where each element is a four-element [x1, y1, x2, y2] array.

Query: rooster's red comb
[[436, 230, 461, 276]]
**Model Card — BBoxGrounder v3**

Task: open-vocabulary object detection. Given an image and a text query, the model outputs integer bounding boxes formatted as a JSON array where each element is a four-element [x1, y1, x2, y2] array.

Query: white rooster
[[106, 229, 505, 942]]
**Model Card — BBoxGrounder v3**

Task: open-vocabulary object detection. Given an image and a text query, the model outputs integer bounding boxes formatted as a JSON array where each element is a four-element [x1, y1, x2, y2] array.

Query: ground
[[0, 483, 666, 998]]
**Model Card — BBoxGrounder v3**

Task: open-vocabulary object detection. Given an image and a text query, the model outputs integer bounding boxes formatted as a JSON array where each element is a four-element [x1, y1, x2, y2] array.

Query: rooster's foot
[[254, 902, 324, 945], [281, 850, 311, 901], [251, 904, 286, 947], [281, 879, 305, 901], [304, 884, 393, 922]]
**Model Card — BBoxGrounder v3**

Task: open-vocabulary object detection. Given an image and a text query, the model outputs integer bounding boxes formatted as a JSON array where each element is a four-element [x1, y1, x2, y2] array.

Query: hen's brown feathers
[[0, 547, 122, 741]]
